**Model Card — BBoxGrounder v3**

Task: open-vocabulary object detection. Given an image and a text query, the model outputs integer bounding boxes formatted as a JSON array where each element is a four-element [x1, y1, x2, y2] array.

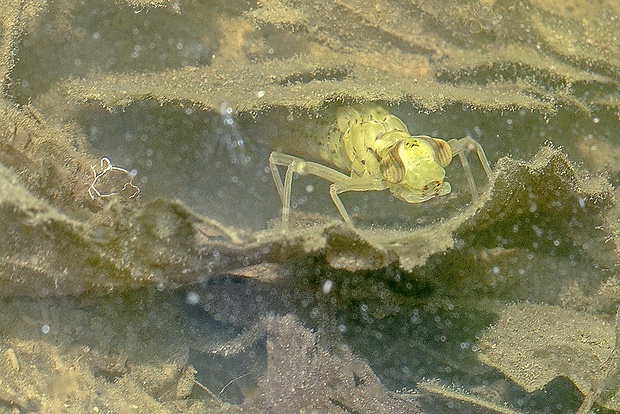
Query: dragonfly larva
[[269, 104, 492, 227]]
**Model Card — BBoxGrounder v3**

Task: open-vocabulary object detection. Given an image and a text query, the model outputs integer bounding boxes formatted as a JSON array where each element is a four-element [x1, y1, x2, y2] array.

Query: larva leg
[[447, 137, 492, 200], [269, 153, 286, 201], [269, 152, 351, 227], [329, 177, 388, 226]]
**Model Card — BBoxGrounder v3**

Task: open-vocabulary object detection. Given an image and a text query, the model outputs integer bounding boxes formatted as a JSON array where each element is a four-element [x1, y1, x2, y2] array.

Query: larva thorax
[[320, 105, 452, 200]]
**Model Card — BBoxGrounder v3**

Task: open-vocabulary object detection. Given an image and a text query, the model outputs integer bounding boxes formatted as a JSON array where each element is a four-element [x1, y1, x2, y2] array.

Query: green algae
[[0, 0, 620, 412]]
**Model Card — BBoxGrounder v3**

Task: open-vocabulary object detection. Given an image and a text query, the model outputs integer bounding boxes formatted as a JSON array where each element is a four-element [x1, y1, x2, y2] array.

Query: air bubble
[[532, 225, 543, 237], [322, 279, 334, 294], [186, 291, 200, 304], [578, 197, 586, 209]]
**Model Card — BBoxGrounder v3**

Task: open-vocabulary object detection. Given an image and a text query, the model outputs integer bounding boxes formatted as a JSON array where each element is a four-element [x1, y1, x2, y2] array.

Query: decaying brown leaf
[[209, 314, 421, 413], [478, 302, 620, 411], [38, 0, 620, 117], [0, 141, 611, 297]]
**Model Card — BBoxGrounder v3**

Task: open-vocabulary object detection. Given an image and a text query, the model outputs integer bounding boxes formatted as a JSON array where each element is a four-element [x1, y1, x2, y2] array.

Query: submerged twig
[[192, 378, 220, 401], [417, 380, 523, 414], [218, 373, 251, 397]]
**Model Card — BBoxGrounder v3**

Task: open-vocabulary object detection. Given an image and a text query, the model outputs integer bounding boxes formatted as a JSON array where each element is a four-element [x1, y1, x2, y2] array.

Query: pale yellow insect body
[[270, 104, 492, 227]]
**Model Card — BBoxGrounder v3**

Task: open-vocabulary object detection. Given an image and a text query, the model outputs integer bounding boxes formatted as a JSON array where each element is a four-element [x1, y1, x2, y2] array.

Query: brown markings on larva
[[379, 141, 405, 183], [418, 136, 452, 167]]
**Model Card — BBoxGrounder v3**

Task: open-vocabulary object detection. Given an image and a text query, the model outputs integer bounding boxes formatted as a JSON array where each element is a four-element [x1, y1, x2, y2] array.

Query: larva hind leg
[[269, 152, 351, 227], [269, 152, 387, 227]]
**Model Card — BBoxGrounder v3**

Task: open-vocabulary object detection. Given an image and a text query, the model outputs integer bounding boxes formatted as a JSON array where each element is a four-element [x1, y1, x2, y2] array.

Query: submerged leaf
[[40, 0, 620, 116], [0, 142, 612, 296], [211, 314, 421, 413], [0, 0, 47, 94], [478, 303, 620, 410]]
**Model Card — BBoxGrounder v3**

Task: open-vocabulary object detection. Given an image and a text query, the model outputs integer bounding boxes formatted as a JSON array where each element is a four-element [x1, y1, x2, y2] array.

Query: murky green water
[[1, 0, 620, 412]]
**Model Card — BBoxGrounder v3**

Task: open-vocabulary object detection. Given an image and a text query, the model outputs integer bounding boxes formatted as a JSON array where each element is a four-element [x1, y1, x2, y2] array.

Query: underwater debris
[[120, 0, 180, 8], [88, 157, 140, 201], [416, 379, 522, 414], [35, 0, 620, 117], [209, 314, 421, 413], [0, 144, 611, 296], [0, 292, 211, 413], [478, 303, 620, 411], [0, 1, 47, 96], [0, 102, 98, 218]]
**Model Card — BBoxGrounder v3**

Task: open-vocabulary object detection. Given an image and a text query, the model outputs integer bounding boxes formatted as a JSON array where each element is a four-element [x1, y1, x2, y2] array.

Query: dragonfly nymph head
[[377, 136, 453, 203]]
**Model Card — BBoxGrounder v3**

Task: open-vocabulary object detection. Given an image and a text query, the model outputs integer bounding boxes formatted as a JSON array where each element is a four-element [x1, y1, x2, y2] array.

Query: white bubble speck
[[186, 291, 200, 305], [42, 324, 50, 334], [578, 197, 586, 209], [322, 279, 334, 294]]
